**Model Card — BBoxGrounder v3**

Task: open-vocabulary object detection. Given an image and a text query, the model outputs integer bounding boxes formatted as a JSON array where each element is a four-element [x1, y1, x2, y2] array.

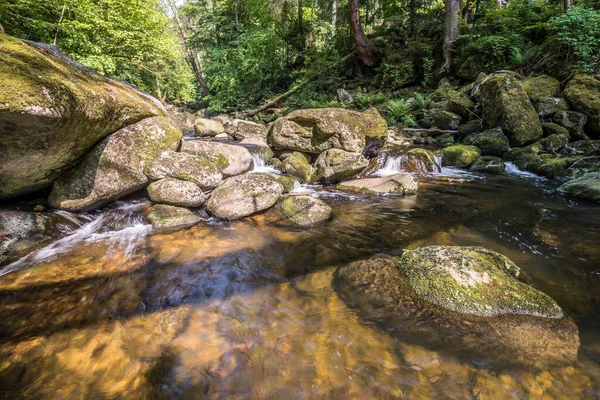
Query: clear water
[[1, 173, 599, 399]]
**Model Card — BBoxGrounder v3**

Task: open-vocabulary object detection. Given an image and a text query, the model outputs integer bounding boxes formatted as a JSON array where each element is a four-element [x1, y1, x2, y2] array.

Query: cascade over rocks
[[180, 140, 254, 177], [48, 117, 182, 212], [334, 247, 579, 369], [0, 34, 168, 200], [268, 107, 387, 154]]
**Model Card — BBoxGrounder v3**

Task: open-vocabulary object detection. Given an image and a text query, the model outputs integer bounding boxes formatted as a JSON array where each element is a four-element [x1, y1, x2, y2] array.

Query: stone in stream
[[145, 204, 202, 230], [180, 140, 254, 177], [166, 105, 196, 134], [48, 117, 182, 212], [268, 107, 388, 154], [334, 246, 580, 369], [557, 172, 600, 204], [282, 152, 312, 183], [0, 34, 168, 200], [268, 195, 333, 227], [563, 74, 600, 136], [480, 72, 543, 146], [233, 119, 268, 141], [335, 173, 418, 195], [206, 174, 284, 220], [441, 145, 481, 168], [461, 127, 510, 157], [147, 178, 206, 208], [313, 149, 369, 184], [469, 156, 506, 174], [194, 118, 225, 137], [147, 151, 223, 190]]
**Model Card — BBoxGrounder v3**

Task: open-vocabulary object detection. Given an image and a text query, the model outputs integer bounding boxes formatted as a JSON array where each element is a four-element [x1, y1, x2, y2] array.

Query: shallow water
[[1, 172, 600, 399]]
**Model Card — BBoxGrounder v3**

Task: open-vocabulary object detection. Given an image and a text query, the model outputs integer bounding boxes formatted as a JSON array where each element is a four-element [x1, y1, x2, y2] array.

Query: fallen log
[[402, 128, 458, 134]]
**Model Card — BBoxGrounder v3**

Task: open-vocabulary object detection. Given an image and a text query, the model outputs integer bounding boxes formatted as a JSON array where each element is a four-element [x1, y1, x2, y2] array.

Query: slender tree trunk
[[0, 21, 4, 34], [441, 0, 460, 73], [563, 0, 571, 11], [235, 0, 239, 29], [332, 0, 337, 34], [373, 0, 379, 24], [348, 0, 382, 67], [53, 1, 67, 46], [298, 0, 303, 35], [212, 0, 220, 44], [166, 0, 209, 95], [409, 0, 417, 39]]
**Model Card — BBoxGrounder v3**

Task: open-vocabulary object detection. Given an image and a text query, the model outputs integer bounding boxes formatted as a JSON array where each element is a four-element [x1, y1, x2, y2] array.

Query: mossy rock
[[405, 148, 441, 173], [541, 134, 569, 153], [282, 152, 312, 183], [480, 72, 543, 146], [441, 145, 481, 168], [502, 142, 543, 168], [557, 156, 600, 179], [266, 174, 297, 193], [272, 194, 333, 227], [559, 140, 600, 157], [523, 75, 560, 100], [553, 110, 589, 140], [421, 109, 462, 130], [461, 127, 510, 157], [335, 173, 418, 195], [542, 122, 570, 138], [180, 141, 253, 177], [563, 74, 600, 135], [0, 34, 168, 200], [557, 172, 600, 204], [194, 118, 225, 137], [147, 178, 206, 208], [470, 156, 506, 174], [526, 155, 582, 178], [447, 89, 475, 119], [533, 97, 569, 119], [145, 204, 202, 230], [313, 149, 368, 184], [147, 150, 223, 190], [427, 86, 450, 110], [458, 120, 484, 139]]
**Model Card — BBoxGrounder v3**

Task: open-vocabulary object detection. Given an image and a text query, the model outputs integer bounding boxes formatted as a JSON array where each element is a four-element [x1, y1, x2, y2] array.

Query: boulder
[[404, 148, 441, 173], [503, 142, 544, 168], [447, 89, 475, 119], [233, 119, 268, 141], [559, 156, 600, 179], [282, 152, 312, 183], [469, 156, 505, 174], [553, 110, 589, 140], [0, 210, 82, 266], [268, 107, 387, 154], [147, 178, 206, 207], [420, 110, 462, 130], [532, 97, 569, 118], [0, 34, 167, 199], [166, 105, 195, 134], [563, 74, 600, 135], [334, 247, 580, 369], [436, 132, 456, 146], [458, 120, 484, 139], [557, 172, 600, 204], [206, 174, 284, 220], [194, 118, 225, 137], [470, 72, 487, 103], [526, 155, 581, 178], [313, 149, 369, 184], [180, 141, 253, 177], [271, 195, 333, 227], [480, 72, 543, 146], [335, 173, 418, 195], [523, 75, 560, 99], [462, 127, 510, 157], [559, 140, 600, 157], [147, 151, 222, 190], [48, 117, 182, 212], [541, 134, 569, 153], [542, 122, 570, 138], [441, 145, 481, 168], [145, 204, 202, 230]]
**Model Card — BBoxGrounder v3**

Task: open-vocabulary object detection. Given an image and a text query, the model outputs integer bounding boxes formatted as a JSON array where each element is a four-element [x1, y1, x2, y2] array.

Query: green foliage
[[550, 7, 600, 73], [412, 92, 429, 111], [354, 93, 371, 110], [386, 99, 416, 127]]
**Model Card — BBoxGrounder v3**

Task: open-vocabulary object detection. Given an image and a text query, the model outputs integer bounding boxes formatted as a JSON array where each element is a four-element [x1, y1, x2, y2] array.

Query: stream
[[0, 166, 599, 398]]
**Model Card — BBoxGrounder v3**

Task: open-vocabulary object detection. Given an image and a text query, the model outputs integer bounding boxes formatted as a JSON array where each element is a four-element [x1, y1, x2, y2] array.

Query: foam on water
[[505, 162, 545, 180], [249, 153, 280, 174], [373, 156, 407, 177]]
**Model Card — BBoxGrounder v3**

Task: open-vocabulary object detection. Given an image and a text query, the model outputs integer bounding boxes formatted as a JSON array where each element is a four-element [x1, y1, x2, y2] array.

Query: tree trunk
[[332, 0, 337, 34], [53, 2, 66, 46], [563, 0, 571, 11], [0, 21, 4, 34], [348, 0, 382, 67], [441, 0, 460, 73], [298, 0, 303, 34], [212, 0, 220, 44], [166, 0, 209, 95]]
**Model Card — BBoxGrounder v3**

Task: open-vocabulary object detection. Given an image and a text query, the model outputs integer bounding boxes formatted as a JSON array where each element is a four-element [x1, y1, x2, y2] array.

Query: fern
[[411, 92, 429, 111], [387, 99, 416, 127], [354, 93, 371, 110]]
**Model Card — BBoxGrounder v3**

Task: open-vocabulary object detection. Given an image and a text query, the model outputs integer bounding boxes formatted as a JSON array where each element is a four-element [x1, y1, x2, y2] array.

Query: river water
[[0, 170, 599, 398]]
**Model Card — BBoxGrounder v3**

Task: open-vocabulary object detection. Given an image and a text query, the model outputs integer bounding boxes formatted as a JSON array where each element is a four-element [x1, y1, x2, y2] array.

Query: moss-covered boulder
[[542, 122, 570, 138], [559, 140, 600, 157], [557, 172, 600, 204], [480, 72, 543, 146], [541, 134, 569, 153], [420, 109, 462, 130], [557, 156, 600, 179], [269, 107, 387, 154], [405, 148, 442, 173], [265, 174, 297, 193], [232, 119, 268, 141], [441, 145, 481, 168], [533, 97, 569, 119], [271, 195, 333, 227], [502, 142, 544, 168], [0, 34, 168, 199], [48, 117, 182, 212], [206, 173, 284, 220], [523, 75, 560, 99], [147, 178, 206, 208], [462, 127, 510, 157], [553, 110, 588, 140], [145, 204, 202, 230], [436, 132, 455, 146], [194, 118, 225, 137], [335, 173, 418, 195], [313, 149, 368, 184], [180, 140, 253, 177], [469, 156, 506, 174], [458, 120, 484, 139], [147, 150, 223, 190], [526, 154, 581, 178], [447, 89, 475, 118], [282, 152, 312, 183], [563, 74, 600, 135], [334, 248, 579, 369]]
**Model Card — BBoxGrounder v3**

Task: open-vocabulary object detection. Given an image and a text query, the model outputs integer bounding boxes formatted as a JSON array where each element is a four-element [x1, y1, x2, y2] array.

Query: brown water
[[1, 172, 600, 399]]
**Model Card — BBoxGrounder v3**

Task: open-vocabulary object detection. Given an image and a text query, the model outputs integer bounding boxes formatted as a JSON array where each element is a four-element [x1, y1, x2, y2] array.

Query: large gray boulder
[[233, 119, 268, 141], [194, 118, 225, 137], [147, 178, 206, 207], [336, 173, 418, 195], [206, 174, 284, 220], [180, 140, 253, 177], [0, 34, 168, 200], [481, 72, 543, 146], [48, 117, 182, 212], [268, 107, 388, 154], [271, 195, 333, 227], [147, 150, 222, 190], [553, 110, 588, 140], [145, 204, 202, 230], [335, 247, 580, 369], [313, 149, 368, 184]]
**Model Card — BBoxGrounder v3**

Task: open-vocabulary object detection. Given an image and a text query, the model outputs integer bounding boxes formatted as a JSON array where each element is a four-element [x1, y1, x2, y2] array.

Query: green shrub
[[354, 93, 372, 110], [550, 7, 600, 73], [387, 99, 416, 127]]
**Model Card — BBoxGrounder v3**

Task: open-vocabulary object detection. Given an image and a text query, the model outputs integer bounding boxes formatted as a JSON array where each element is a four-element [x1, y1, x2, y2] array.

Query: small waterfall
[[374, 155, 407, 176], [434, 154, 443, 168], [505, 162, 544, 179], [250, 152, 279, 174]]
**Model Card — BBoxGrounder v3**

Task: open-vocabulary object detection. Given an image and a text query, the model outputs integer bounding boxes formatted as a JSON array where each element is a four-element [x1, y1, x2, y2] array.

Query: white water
[[249, 153, 280, 174], [373, 156, 407, 177], [505, 162, 545, 180], [0, 202, 152, 277]]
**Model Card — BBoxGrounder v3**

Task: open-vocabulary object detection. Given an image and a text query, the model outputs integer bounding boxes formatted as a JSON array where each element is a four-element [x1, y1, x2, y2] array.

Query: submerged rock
[[147, 151, 223, 190], [462, 127, 510, 157], [180, 140, 253, 177], [271, 195, 333, 227], [268, 107, 387, 154], [145, 204, 202, 230], [481, 72, 543, 146], [0, 34, 168, 199], [206, 173, 284, 219], [194, 118, 225, 137], [282, 152, 312, 183], [563, 74, 600, 135], [557, 172, 600, 204], [441, 145, 481, 168], [48, 117, 182, 212], [313, 149, 368, 184], [469, 156, 505, 174], [147, 178, 206, 208], [335, 173, 418, 195], [334, 247, 579, 369]]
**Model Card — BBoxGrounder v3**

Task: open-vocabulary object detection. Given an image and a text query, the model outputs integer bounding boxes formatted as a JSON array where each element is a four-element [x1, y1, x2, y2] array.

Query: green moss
[[461, 128, 510, 157], [563, 74, 600, 134], [557, 172, 600, 203], [441, 145, 481, 168], [282, 152, 312, 183], [522, 75, 560, 100]]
